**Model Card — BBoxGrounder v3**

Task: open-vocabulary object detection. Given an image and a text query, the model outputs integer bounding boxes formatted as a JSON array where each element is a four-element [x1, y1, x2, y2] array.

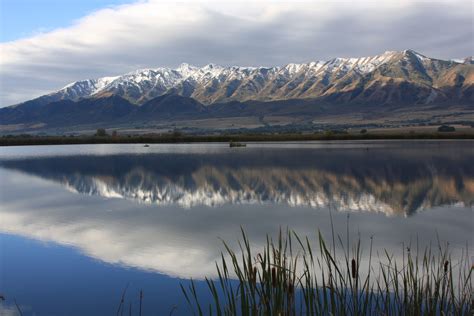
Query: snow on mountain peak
[[463, 56, 473, 64], [283, 63, 305, 74], [202, 63, 227, 74], [176, 63, 199, 77], [55, 76, 120, 100], [403, 49, 429, 62], [44, 50, 448, 105]]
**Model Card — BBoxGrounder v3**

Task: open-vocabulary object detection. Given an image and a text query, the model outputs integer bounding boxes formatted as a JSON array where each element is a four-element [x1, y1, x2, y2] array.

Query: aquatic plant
[[181, 228, 473, 315]]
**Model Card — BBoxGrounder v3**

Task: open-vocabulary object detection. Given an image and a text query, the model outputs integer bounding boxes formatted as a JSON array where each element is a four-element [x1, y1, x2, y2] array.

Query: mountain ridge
[[1, 50, 473, 132], [11, 49, 474, 107]]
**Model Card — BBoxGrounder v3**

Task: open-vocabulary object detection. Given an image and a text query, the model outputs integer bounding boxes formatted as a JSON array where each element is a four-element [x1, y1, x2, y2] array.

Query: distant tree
[[323, 130, 333, 137], [360, 129, 367, 134], [437, 125, 455, 132], [172, 129, 183, 137], [112, 130, 118, 137], [95, 128, 107, 137]]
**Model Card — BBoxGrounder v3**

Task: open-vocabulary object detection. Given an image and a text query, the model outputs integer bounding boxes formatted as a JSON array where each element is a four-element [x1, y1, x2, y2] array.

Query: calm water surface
[[0, 141, 473, 315]]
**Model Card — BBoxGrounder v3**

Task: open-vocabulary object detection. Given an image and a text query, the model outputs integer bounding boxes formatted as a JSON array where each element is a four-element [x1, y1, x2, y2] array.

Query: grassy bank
[[1, 131, 473, 146], [181, 229, 472, 315]]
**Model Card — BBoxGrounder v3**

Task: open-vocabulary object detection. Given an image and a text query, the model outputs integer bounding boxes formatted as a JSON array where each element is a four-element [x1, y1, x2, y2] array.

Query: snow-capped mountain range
[[39, 49, 474, 105], [1, 50, 472, 131]]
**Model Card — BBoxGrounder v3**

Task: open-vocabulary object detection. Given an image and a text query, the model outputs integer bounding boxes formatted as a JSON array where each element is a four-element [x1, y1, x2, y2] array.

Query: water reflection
[[1, 166, 473, 279], [1, 144, 473, 216], [0, 142, 473, 316]]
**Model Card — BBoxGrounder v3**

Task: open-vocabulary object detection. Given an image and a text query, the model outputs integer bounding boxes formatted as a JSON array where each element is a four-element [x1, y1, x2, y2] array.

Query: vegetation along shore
[[1, 129, 473, 146], [180, 229, 473, 315]]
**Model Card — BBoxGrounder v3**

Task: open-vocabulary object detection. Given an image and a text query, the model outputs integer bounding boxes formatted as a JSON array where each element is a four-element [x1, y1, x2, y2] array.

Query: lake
[[0, 141, 473, 315]]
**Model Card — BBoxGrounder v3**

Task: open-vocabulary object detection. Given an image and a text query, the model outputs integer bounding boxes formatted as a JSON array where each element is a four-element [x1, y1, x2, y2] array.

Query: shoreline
[[1, 132, 473, 146]]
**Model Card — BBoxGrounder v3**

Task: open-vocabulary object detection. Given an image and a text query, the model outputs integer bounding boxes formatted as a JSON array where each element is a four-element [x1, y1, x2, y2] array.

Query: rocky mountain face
[[1, 50, 473, 130], [17, 50, 474, 106]]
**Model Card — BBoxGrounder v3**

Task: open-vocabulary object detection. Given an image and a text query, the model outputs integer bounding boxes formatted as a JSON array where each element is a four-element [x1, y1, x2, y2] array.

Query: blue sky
[[0, 0, 472, 106], [0, 0, 134, 42]]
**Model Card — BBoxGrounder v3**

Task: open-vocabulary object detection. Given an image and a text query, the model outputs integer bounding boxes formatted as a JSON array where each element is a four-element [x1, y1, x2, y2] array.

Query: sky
[[0, 0, 135, 42], [0, 0, 472, 106]]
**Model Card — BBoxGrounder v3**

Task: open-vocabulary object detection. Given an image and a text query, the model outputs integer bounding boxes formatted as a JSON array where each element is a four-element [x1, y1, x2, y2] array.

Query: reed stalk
[[181, 228, 473, 315]]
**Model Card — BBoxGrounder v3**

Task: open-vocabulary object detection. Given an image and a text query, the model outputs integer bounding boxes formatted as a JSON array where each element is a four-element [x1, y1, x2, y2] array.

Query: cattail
[[139, 290, 143, 316], [271, 267, 277, 287], [252, 266, 257, 286], [288, 283, 294, 295], [351, 258, 357, 279], [444, 260, 449, 273]]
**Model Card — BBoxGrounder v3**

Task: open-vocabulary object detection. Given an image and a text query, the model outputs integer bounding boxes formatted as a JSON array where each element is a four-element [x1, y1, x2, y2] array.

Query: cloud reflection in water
[[0, 142, 472, 278]]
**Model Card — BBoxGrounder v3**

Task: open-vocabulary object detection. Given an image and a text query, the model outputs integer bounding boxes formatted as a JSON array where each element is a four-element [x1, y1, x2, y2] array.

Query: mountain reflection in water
[[0, 142, 473, 281], [1, 144, 473, 216]]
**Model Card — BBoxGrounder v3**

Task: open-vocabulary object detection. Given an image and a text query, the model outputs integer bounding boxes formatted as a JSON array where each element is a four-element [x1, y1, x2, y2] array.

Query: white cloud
[[0, 0, 472, 106]]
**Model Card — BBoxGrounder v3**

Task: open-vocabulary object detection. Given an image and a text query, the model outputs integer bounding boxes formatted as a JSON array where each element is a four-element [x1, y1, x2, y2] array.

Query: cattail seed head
[[271, 267, 277, 287], [288, 283, 294, 295], [351, 258, 357, 279], [444, 260, 449, 273]]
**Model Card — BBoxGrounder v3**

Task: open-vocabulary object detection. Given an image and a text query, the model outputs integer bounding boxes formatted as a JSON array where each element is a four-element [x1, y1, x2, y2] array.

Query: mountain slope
[[129, 94, 208, 120], [0, 94, 212, 127], [1, 50, 473, 131], [9, 50, 473, 108], [0, 95, 135, 127]]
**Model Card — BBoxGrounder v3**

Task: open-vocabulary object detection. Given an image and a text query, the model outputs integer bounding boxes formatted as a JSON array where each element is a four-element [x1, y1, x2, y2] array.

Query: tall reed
[[181, 228, 473, 315]]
